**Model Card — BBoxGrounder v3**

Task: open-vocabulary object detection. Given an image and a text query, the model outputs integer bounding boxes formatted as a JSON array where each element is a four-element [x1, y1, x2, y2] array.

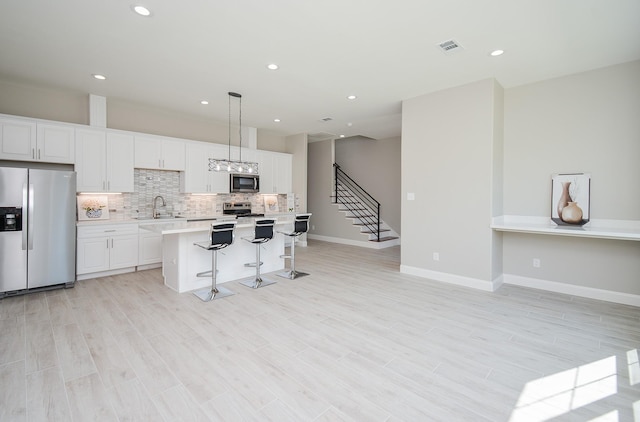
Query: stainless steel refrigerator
[[0, 166, 76, 297]]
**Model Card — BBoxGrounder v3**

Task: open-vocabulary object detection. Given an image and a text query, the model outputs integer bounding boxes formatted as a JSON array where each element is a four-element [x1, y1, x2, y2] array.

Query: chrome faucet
[[153, 195, 166, 219]]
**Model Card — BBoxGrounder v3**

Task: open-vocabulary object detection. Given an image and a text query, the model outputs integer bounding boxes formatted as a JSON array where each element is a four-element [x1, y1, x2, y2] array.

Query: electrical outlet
[[533, 258, 541, 268], [433, 252, 440, 261]]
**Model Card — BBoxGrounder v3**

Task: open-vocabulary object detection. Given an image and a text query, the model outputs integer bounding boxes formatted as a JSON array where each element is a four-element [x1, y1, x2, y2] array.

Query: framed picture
[[551, 173, 590, 226], [263, 195, 279, 214], [77, 195, 110, 221]]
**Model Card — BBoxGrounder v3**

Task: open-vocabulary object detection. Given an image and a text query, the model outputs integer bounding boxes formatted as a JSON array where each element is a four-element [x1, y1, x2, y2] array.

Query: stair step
[[369, 236, 399, 242], [346, 215, 375, 219], [360, 229, 390, 234]]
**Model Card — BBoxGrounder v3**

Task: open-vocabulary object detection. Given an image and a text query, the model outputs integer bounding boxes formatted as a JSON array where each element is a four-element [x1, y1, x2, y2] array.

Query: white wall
[[286, 133, 308, 212], [502, 60, 640, 296], [401, 79, 504, 290]]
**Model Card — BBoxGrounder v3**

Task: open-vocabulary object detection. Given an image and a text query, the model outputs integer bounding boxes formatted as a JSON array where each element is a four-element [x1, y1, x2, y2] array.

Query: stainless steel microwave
[[230, 173, 260, 193]]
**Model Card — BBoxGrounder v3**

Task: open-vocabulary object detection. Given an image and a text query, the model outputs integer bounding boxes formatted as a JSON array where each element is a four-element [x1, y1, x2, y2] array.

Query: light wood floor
[[1, 240, 639, 421]]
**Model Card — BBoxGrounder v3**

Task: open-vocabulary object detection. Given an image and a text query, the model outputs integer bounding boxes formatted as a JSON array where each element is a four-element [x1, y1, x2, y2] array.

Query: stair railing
[[333, 163, 381, 241]]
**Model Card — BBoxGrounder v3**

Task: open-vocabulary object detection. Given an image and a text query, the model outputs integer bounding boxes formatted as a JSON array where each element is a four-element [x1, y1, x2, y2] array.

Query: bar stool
[[239, 218, 277, 289], [192, 221, 237, 301], [278, 213, 312, 279]]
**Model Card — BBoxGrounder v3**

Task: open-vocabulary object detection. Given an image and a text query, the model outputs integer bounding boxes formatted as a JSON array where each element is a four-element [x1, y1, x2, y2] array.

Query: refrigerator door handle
[[22, 183, 28, 250], [28, 184, 35, 250]]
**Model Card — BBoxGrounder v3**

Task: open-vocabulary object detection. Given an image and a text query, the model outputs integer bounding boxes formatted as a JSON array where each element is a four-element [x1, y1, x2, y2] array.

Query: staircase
[[332, 163, 399, 247]]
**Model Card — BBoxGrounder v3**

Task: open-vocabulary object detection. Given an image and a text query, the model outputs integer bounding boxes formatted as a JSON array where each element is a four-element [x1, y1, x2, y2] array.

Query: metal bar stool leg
[[240, 242, 277, 289], [193, 249, 235, 301], [278, 234, 309, 279], [240, 219, 277, 289]]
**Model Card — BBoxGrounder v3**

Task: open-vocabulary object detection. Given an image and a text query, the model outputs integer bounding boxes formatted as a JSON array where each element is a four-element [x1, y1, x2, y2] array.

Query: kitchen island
[[141, 216, 292, 293]]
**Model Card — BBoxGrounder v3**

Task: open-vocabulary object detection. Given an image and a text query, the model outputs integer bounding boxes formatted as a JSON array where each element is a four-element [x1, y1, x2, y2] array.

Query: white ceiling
[[1, 0, 639, 141]]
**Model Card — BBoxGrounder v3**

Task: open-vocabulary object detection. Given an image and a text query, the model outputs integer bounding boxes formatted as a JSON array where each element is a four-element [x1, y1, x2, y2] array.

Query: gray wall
[[401, 79, 503, 289], [0, 78, 287, 151], [335, 136, 401, 234], [502, 60, 640, 295], [401, 60, 640, 297], [307, 140, 364, 241]]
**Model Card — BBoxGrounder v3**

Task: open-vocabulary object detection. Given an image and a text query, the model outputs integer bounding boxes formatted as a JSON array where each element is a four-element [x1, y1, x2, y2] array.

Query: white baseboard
[[137, 263, 162, 271], [503, 274, 640, 307], [76, 267, 136, 281], [400, 265, 502, 292], [308, 234, 400, 249]]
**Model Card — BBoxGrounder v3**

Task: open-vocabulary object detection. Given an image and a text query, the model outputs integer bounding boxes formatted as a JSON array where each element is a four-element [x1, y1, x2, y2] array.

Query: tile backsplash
[[78, 169, 292, 220]]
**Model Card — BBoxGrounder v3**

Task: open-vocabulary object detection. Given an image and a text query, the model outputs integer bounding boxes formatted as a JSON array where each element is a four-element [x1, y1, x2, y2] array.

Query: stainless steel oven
[[230, 173, 259, 193]]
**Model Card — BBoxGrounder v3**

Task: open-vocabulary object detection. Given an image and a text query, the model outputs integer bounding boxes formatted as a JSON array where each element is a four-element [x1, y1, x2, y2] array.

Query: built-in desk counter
[[141, 216, 294, 293], [491, 216, 640, 241]]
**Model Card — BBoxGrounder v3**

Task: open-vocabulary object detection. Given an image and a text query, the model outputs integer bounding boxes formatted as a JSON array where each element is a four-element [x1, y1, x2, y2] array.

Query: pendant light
[[209, 92, 259, 173]]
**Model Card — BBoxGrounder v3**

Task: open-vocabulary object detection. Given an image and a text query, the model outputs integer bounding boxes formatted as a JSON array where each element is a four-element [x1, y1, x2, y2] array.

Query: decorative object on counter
[[263, 195, 279, 214], [77, 195, 110, 220], [209, 92, 259, 174], [551, 173, 590, 226]]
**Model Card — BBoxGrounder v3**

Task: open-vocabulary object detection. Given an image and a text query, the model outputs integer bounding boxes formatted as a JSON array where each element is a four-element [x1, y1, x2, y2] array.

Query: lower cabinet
[[138, 229, 163, 266], [77, 224, 139, 276]]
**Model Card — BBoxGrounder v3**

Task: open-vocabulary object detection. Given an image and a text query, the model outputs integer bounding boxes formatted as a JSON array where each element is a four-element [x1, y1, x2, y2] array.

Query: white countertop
[[77, 212, 294, 227], [139, 215, 294, 235], [491, 215, 640, 241]]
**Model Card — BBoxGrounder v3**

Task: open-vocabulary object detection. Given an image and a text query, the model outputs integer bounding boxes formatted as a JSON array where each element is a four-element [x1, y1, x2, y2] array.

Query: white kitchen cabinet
[[76, 129, 134, 192], [181, 142, 230, 193], [0, 118, 74, 163], [36, 123, 75, 163], [138, 230, 163, 266], [134, 135, 185, 171], [77, 224, 139, 275], [259, 151, 292, 194], [0, 117, 36, 161]]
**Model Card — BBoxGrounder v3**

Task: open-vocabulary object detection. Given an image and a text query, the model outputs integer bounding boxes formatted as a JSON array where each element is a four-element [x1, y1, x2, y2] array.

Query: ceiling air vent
[[320, 117, 333, 122], [438, 39, 463, 54]]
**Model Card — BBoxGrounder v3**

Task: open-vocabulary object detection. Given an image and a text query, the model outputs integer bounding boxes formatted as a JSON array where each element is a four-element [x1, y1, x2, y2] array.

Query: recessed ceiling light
[[92, 74, 106, 80], [267, 64, 279, 70], [200, 100, 209, 105], [339, 135, 345, 138], [274, 118, 281, 123], [347, 95, 357, 100], [132, 5, 151, 16], [490, 49, 505, 56]]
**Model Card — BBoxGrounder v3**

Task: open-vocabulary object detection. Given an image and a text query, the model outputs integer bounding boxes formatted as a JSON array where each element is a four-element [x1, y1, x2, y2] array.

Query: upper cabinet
[[0, 117, 74, 164], [76, 128, 134, 192], [180, 142, 229, 193], [134, 135, 185, 171], [259, 151, 292, 194]]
